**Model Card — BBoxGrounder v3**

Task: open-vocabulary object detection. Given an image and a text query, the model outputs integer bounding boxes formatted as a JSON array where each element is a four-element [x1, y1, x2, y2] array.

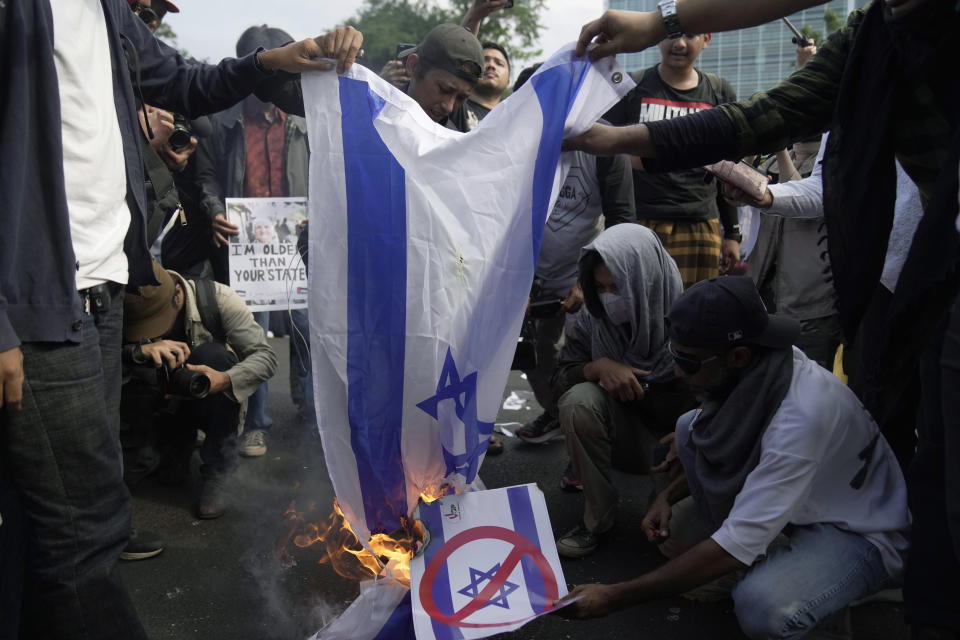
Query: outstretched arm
[[557, 537, 744, 619], [461, 0, 511, 36], [575, 0, 828, 59]]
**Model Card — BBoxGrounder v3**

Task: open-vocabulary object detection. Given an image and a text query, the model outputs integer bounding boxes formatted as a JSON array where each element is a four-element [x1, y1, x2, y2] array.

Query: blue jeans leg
[[245, 311, 273, 433], [290, 308, 315, 430], [2, 289, 146, 639], [732, 523, 892, 640]]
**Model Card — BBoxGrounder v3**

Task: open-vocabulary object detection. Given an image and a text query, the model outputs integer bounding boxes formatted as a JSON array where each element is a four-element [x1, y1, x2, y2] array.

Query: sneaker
[[197, 475, 228, 519], [120, 529, 164, 561], [516, 413, 562, 444], [560, 462, 583, 492], [556, 523, 602, 559], [240, 430, 267, 457]]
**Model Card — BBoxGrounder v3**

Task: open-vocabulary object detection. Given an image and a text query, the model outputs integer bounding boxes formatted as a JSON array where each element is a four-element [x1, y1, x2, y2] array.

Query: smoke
[[227, 427, 356, 639]]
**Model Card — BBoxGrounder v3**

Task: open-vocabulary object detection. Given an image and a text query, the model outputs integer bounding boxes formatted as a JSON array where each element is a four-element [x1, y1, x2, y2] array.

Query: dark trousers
[[904, 288, 960, 632], [152, 342, 241, 477], [1, 289, 146, 640]]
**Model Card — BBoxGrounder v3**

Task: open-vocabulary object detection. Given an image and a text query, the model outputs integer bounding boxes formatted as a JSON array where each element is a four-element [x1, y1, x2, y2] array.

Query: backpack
[[192, 278, 227, 344]]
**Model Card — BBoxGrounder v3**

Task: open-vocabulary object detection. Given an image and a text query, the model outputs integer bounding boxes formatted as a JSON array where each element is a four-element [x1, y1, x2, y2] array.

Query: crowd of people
[[0, 0, 957, 638]]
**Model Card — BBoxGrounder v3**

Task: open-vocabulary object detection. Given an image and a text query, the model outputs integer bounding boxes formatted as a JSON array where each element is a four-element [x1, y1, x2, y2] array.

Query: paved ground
[[123, 337, 908, 639]]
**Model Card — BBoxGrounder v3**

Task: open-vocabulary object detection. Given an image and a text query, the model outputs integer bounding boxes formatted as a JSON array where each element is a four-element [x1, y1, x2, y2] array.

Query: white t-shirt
[[52, 0, 131, 289], [680, 348, 910, 578]]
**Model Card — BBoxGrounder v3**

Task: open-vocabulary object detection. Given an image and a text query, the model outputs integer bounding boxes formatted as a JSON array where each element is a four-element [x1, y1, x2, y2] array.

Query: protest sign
[[226, 197, 308, 311], [410, 484, 568, 639]]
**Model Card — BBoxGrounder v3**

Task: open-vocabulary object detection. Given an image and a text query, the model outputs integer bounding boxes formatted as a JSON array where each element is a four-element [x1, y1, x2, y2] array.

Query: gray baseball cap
[[399, 23, 483, 84]]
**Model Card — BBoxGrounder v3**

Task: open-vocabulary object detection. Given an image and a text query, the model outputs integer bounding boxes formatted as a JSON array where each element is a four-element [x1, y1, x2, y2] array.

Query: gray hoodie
[[556, 224, 684, 387]]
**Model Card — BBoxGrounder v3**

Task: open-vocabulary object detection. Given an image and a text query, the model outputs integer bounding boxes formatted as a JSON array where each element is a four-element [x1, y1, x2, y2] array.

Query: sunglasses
[[668, 342, 720, 375], [133, 3, 160, 26]]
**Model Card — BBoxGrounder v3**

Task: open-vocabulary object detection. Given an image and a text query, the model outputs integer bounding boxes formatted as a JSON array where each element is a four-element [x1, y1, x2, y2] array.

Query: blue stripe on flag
[[507, 485, 548, 614], [372, 591, 415, 640], [420, 501, 462, 640], [529, 60, 591, 268], [340, 76, 409, 535]]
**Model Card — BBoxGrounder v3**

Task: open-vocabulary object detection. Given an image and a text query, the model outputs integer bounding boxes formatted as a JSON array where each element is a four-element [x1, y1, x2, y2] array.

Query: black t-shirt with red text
[[605, 66, 737, 221]]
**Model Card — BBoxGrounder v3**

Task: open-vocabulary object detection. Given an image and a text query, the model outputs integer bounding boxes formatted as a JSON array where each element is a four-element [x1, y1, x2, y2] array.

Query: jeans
[[289, 308, 315, 429], [1, 287, 146, 639], [245, 310, 273, 433], [733, 523, 892, 639], [666, 495, 892, 639]]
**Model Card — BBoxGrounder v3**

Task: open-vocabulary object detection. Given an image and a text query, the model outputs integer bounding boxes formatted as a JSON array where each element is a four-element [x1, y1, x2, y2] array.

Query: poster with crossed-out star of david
[[410, 484, 570, 639]]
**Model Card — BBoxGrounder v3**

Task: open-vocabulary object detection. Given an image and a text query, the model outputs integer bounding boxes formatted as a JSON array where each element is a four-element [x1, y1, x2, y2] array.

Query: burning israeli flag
[[301, 45, 632, 639]]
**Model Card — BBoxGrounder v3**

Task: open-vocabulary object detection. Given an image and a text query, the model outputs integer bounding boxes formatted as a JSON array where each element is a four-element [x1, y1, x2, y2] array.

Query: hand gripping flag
[[301, 45, 633, 639]]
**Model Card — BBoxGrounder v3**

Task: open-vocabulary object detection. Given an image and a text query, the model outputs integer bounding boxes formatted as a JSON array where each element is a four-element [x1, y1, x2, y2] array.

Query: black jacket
[[0, 0, 275, 351]]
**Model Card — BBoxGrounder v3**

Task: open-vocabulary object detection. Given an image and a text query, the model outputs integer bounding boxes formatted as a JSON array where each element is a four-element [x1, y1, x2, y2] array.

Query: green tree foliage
[[339, 0, 544, 75], [797, 7, 844, 48], [823, 7, 843, 34]]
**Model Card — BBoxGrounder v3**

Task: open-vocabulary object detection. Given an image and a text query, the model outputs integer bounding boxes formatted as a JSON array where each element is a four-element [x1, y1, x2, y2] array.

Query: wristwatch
[[657, 0, 685, 40]]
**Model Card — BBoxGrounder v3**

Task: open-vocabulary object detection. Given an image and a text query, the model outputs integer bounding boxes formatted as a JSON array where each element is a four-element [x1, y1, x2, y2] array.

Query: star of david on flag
[[417, 348, 493, 483], [458, 564, 519, 610], [301, 43, 634, 640]]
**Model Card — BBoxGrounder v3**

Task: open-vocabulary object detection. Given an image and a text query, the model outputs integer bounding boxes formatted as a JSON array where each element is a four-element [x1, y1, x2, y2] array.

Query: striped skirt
[[637, 218, 722, 290]]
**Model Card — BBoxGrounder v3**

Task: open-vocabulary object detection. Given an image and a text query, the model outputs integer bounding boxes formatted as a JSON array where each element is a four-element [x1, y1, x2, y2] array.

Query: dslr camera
[[123, 343, 211, 399], [168, 114, 194, 151], [167, 114, 213, 151], [129, 362, 210, 399]]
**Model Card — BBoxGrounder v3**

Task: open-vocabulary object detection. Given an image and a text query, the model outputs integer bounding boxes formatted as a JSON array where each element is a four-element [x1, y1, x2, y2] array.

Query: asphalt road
[[123, 337, 908, 639]]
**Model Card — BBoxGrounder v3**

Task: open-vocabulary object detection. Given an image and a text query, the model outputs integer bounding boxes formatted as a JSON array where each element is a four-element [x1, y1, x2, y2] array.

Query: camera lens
[[166, 366, 211, 399], [187, 373, 211, 398], [168, 128, 192, 151]]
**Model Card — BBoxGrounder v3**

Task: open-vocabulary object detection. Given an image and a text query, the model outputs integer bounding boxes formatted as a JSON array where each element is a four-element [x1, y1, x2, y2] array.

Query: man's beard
[[473, 78, 505, 98]]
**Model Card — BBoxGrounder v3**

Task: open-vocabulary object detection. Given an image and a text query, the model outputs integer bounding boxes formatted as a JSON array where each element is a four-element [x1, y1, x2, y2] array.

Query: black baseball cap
[[665, 276, 801, 349], [236, 25, 294, 58], [399, 24, 483, 84]]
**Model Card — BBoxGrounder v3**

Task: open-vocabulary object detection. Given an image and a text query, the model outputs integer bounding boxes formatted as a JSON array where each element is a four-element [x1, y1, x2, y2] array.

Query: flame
[[281, 499, 425, 587]]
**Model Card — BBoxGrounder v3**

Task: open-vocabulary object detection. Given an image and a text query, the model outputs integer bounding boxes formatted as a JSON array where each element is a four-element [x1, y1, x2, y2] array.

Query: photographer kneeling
[[121, 262, 277, 519]]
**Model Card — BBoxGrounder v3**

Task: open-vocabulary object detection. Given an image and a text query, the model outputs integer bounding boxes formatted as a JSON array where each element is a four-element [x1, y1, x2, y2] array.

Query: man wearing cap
[[560, 276, 910, 639], [450, 41, 511, 132], [398, 23, 485, 132], [123, 263, 277, 519]]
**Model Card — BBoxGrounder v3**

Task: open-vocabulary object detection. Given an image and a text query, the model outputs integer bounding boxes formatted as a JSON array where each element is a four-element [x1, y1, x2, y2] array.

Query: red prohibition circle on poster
[[419, 525, 559, 628]]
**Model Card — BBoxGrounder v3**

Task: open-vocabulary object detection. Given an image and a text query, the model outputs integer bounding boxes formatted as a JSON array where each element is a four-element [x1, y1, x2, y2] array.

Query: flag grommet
[[611, 71, 623, 84]]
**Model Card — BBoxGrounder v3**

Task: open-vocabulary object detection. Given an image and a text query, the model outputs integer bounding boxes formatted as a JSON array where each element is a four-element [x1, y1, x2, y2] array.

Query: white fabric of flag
[[301, 45, 633, 549]]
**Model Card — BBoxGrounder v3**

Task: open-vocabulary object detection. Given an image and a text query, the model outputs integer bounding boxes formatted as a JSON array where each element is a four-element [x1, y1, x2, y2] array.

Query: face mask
[[598, 292, 632, 325]]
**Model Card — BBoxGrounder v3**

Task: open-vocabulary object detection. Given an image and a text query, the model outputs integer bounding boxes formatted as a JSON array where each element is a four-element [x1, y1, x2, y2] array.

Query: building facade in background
[[606, 0, 866, 98]]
